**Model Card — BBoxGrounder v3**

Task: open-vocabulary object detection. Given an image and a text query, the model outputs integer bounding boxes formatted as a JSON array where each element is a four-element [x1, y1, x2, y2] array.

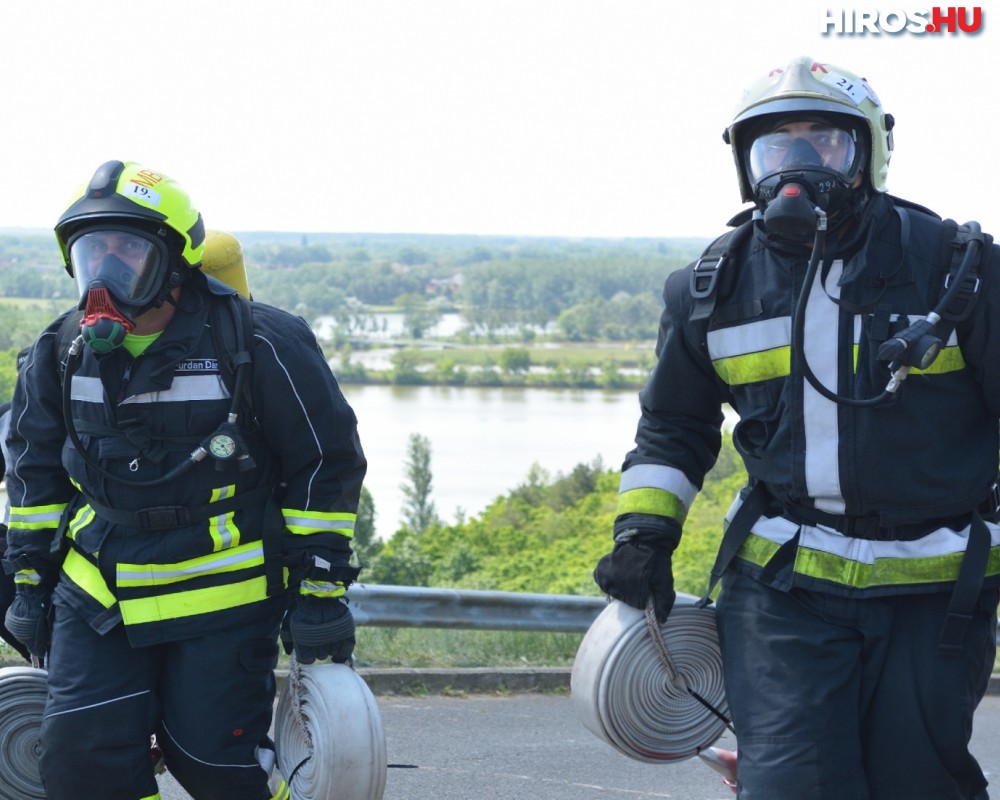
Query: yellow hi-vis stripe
[[615, 487, 687, 524], [119, 576, 270, 625], [737, 532, 1000, 589], [116, 542, 265, 587], [62, 549, 117, 609], [270, 779, 291, 800], [712, 346, 790, 386], [283, 509, 356, 537], [8, 503, 67, 531], [208, 484, 240, 551]]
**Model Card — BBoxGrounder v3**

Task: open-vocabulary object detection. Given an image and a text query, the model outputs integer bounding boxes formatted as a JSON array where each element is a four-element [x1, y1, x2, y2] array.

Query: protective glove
[[283, 597, 355, 664], [3, 585, 51, 660], [594, 525, 679, 623]]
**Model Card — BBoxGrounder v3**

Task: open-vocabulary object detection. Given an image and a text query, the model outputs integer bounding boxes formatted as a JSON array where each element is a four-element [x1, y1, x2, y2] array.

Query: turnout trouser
[[717, 572, 997, 800], [40, 596, 283, 800]]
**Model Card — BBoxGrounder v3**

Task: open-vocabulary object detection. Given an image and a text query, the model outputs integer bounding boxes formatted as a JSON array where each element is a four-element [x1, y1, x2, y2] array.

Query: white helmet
[[724, 57, 894, 210]]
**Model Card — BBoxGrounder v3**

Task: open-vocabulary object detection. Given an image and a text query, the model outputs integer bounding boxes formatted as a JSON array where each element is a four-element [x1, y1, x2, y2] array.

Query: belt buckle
[[136, 506, 190, 530]]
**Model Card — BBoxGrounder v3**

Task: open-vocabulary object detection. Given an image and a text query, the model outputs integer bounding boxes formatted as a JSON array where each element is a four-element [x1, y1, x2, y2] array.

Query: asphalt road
[[158, 692, 1000, 800]]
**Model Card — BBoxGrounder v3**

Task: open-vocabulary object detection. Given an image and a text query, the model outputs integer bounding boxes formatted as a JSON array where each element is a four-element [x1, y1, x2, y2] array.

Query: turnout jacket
[[617, 194, 1000, 597], [4, 274, 367, 645]]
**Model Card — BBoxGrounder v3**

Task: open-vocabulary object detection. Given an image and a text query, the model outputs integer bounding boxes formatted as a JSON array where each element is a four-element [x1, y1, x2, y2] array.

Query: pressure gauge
[[208, 432, 238, 460]]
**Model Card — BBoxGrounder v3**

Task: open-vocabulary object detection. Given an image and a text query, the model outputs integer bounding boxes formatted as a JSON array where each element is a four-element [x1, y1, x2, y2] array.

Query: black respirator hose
[[790, 211, 981, 408], [792, 215, 897, 408]]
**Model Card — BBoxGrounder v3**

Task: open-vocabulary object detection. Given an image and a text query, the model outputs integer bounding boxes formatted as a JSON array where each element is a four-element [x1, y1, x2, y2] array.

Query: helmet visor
[[70, 229, 168, 306], [748, 121, 859, 185]]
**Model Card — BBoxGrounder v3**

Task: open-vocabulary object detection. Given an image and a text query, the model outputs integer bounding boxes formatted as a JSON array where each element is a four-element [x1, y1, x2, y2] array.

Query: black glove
[[283, 597, 355, 664], [4, 585, 51, 660], [594, 526, 679, 623]]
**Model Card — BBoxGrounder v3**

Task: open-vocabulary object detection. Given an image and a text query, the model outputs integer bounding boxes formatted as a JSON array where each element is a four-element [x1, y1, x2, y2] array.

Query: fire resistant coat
[[616, 194, 1000, 597], [4, 273, 367, 646]]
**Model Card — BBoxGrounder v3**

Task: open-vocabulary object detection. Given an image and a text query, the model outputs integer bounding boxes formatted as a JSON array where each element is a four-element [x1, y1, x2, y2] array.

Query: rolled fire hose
[[571, 598, 731, 764], [0, 666, 47, 800], [274, 658, 387, 800]]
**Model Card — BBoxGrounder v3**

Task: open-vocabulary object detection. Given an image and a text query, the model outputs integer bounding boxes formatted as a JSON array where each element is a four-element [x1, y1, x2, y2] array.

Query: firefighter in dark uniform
[[0, 347, 32, 662], [595, 57, 1000, 799], [3, 161, 367, 800]]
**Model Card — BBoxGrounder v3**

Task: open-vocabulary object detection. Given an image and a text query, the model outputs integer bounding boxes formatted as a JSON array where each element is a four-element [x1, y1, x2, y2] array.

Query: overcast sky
[[1, 1, 995, 239]]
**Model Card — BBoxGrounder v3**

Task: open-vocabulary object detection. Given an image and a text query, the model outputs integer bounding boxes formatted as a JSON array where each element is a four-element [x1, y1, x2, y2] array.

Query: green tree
[[396, 293, 442, 339], [400, 433, 439, 534], [352, 487, 383, 573], [498, 347, 531, 375], [389, 348, 423, 385]]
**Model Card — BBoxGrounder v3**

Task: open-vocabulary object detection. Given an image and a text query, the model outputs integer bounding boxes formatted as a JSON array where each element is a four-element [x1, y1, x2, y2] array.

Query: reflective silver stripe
[[211, 484, 237, 550], [283, 514, 356, 535], [803, 259, 845, 514], [727, 495, 999, 562], [9, 507, 64, 527], [618, 464, 698, 510], [71, 374, 230, 405], [744, 510, 999, 562], [116, 542, 264, 585], [707, 316, 790, 360], [70, 376, 105, 403], [120, 375, 230, 405]]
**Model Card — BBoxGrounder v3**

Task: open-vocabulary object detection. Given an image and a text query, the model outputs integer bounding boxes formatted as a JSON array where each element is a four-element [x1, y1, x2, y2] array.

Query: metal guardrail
[[347, 583, 608, 633], [347, 585, 1000, 648]]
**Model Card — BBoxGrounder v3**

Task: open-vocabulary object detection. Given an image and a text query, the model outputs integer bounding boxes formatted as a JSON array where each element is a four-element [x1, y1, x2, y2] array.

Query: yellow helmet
[[55, 161, 205, 275], [724, 57, 894, 205]]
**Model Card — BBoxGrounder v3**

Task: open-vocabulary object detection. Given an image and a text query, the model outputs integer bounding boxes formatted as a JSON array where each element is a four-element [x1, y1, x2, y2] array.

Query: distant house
[[425, 273, 465, 298]]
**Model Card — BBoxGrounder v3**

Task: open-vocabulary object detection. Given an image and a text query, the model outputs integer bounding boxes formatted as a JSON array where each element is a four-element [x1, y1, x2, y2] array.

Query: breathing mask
[[745, 115, 865, 238], [69, 227, 181, 352]]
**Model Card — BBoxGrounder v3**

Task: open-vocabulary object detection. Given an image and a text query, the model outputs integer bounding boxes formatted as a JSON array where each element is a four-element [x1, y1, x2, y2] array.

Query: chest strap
[[82, 485, 273, 530]]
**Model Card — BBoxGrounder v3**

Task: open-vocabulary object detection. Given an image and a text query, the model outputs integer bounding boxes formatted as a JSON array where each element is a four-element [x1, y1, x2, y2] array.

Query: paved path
[[159, 692, 1000, 799]]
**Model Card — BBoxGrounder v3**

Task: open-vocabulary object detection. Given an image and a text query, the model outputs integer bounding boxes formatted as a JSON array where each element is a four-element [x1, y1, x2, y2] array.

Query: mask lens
[[71, 230, 165, 306], [749, 123, 857, 184]]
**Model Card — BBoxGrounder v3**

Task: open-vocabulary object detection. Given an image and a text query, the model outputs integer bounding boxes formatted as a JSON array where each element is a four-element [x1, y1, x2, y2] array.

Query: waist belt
[[782, 504, 971, 541], [82, 485, 272, 530]]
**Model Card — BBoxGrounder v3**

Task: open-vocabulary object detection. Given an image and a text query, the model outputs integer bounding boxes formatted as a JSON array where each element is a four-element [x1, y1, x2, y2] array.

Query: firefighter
[[0, 347, 31, 662], [3, 161, 367, 800], [594, 57, 1000, 799]]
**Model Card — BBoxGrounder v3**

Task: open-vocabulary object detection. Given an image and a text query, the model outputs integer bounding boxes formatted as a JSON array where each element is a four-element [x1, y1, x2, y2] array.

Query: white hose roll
[[572, 599, 729, 764], [0, 666, 47, 800], [274, 662, 387, 800]]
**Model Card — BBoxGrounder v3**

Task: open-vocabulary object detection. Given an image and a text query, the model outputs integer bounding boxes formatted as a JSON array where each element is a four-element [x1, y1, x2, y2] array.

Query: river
[[342, 384, 643, 539], [0, 384, 735, 541]]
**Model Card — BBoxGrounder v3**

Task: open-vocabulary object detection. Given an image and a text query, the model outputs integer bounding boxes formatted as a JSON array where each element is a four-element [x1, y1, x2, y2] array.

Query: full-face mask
[[68, 226, 185, 352], [744, 114, 867, 238]]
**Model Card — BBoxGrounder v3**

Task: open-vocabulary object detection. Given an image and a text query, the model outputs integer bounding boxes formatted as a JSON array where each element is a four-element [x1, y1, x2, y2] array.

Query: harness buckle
[[690, 255, 726, 300], [136, 506, 191, 530]]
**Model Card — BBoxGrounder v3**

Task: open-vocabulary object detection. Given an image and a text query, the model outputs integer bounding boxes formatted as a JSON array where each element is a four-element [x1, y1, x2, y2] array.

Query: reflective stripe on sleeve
[[13, 569, 41, 587], [283, 509, 356, 538], [616, 464, 698, 523], [8, 504, 67, 531], [299, 579, 347, 599]]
